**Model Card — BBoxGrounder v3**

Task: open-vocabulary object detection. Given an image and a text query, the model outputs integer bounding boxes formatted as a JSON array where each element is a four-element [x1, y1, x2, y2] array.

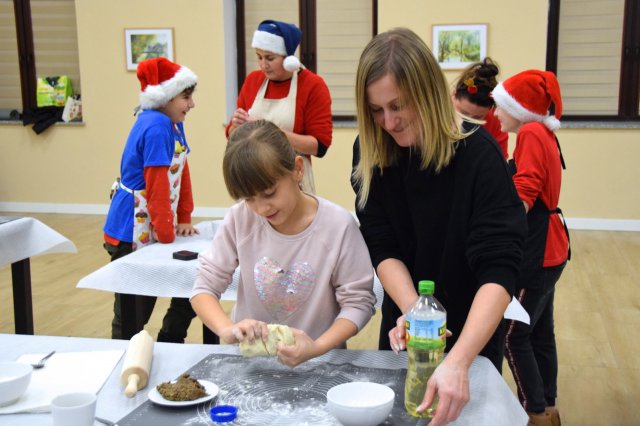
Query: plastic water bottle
[[404, 280, 446, 418]]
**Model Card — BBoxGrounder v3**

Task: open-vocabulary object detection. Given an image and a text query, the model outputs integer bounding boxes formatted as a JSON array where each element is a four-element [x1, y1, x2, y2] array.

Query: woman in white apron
[[227, 19, 333, 194]]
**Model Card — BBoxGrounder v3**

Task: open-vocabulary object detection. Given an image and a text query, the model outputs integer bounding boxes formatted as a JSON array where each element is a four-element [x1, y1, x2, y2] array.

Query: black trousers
[[104, 242, 196, 343], [505, 262, 566, 413]]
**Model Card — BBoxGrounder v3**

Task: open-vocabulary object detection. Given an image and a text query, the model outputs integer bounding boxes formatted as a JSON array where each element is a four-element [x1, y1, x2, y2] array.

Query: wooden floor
[[1, 212, 639, 425]]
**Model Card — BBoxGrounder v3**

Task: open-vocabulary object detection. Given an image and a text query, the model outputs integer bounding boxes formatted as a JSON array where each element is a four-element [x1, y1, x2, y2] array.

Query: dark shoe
[[545, 407, 561, 426]]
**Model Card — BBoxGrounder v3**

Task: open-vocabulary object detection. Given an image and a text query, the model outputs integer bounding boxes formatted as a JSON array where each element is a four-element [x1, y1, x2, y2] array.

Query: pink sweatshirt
[[192, 196, 376, 340]]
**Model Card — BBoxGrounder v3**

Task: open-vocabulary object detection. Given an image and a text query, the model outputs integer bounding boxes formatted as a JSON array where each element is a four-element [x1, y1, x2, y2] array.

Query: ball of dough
[[240, 324, 295, 357]]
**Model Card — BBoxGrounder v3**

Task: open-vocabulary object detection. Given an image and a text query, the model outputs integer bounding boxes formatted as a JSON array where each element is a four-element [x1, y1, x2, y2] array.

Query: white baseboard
[[0, 202, 229, 219], [1, 202, 639, 232], [0, 202, 110, 215], [564, 217, 640, 232]]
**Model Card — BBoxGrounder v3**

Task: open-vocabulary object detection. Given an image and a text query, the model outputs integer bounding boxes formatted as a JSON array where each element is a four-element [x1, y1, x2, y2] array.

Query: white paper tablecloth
[[76, 220, 529, 321], [75, 221, 242, 299], [0, 350, 124, 414], [0, 217, 77, 268], [0, 334, 528, 426], [0, 334, 239, 425]]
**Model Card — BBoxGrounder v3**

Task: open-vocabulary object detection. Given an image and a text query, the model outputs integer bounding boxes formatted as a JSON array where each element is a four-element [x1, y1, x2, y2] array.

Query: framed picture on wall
[[432, 24, 487, 70], [125, 28, 174, 71]]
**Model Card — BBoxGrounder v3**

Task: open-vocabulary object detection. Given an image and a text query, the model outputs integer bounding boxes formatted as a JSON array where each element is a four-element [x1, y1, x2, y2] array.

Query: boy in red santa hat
[[492, 70, 570, 426], [104, 57, 200, 342]]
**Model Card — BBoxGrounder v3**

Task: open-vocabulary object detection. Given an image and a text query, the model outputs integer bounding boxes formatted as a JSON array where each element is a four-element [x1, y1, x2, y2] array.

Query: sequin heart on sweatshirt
[[254, 257, 316, 322]]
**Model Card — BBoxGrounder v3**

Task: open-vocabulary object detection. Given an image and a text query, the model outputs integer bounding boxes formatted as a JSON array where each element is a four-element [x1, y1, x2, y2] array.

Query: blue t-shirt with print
[[103, 110, 189, 243]]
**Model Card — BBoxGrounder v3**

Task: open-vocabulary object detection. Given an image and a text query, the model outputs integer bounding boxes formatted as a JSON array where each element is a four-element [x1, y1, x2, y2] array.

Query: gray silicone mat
[[117, 353, 427, 425]]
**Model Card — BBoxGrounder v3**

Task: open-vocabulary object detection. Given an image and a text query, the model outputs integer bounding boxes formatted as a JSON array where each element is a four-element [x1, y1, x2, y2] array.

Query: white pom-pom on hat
[[283, 56, 301, 72], [252, 20, 302, 72]]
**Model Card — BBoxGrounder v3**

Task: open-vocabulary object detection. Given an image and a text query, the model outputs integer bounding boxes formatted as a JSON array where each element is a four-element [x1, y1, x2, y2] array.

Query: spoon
[[31, 350, 55, 369]]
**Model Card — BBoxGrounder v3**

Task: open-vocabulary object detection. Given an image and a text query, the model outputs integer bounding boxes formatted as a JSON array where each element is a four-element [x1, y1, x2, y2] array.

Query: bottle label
[[405, 317, 446, 350]]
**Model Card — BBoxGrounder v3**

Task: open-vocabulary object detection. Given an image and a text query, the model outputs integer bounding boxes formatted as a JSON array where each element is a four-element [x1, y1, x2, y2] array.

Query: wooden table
[[0, 217, 76, 335]]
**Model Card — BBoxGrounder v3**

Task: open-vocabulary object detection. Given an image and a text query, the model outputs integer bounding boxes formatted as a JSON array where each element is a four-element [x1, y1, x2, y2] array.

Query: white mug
[[51, 392, 97, 426]]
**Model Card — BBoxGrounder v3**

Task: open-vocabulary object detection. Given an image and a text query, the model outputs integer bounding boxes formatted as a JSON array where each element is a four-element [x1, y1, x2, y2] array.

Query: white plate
[[148, 379, 219, 407]]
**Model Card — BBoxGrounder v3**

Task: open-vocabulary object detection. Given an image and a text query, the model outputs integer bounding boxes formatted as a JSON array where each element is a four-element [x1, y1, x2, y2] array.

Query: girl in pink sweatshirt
[[191, 119, 376, 367]]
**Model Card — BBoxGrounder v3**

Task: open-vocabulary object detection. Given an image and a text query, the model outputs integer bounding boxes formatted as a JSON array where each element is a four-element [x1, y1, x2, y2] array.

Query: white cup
[[51, 392, 97, 426]]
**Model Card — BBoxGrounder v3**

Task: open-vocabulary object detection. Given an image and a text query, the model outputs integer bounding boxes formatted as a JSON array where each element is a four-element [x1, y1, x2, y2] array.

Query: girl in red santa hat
[[493, 70, 571, 426]]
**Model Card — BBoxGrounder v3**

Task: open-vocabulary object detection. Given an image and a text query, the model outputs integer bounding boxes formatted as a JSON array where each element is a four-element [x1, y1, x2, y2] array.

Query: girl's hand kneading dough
[[220, 319, 268, 345], [275, 329, 319, 368], [239, 324, 295, 357]]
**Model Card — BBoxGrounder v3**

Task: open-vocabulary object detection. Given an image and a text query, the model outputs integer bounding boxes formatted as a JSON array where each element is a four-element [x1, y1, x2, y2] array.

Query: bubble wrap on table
[[0, 217, 77, 268]]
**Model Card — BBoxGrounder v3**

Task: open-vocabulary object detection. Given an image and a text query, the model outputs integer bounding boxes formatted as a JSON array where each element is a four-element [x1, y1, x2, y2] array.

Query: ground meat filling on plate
[[156, 373, 207, 401]]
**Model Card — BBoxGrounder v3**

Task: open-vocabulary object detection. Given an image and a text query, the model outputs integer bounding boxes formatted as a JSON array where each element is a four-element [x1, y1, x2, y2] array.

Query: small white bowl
[[0, 362, 32, 407], [326, 381, 395, 426]]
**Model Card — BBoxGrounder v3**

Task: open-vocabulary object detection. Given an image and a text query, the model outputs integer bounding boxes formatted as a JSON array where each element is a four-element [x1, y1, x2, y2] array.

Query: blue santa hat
[[251, 20, 302, 72]]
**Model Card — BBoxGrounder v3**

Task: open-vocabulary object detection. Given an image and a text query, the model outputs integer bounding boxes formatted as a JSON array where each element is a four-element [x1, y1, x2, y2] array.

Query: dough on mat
[[240, 324, 295, 357]]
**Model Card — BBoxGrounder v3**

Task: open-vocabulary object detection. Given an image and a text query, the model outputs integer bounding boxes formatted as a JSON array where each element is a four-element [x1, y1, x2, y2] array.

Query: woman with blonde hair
[[351, 28, 526, 424]]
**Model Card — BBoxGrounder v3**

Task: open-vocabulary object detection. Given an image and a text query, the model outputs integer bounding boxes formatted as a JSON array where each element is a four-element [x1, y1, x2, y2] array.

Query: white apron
[[249, 72, 316, 193], [127, 128, 187, 251]]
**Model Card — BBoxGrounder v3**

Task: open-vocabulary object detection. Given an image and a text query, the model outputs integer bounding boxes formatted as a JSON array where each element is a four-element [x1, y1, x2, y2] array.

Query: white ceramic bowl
[[326, 381, 395, 426], [0, 362, 32, 407]]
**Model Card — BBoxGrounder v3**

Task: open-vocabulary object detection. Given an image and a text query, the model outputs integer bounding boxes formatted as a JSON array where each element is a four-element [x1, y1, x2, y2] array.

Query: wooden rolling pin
[[120, 329, 154, 397]]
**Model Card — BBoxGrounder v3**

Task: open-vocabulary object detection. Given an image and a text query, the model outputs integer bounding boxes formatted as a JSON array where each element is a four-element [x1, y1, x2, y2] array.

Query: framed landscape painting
[[125, 28, 174, 71], [432, 24, 487, 70]]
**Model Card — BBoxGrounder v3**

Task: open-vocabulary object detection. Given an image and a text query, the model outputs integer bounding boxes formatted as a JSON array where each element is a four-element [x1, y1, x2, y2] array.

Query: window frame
[[546, 0, 640, 121], [234, 0, 377, 122]]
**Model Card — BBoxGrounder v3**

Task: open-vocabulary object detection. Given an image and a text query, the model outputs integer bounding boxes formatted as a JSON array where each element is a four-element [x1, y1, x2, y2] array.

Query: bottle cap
[[418, 280, 435, 295], [210, 405, 238, 423]]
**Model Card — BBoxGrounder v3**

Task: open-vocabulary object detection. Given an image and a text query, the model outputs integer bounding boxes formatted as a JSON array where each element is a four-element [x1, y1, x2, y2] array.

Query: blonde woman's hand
[[417, 357, 470, 426], [389, 315, 406, 353], [390, 315, 452, 354]]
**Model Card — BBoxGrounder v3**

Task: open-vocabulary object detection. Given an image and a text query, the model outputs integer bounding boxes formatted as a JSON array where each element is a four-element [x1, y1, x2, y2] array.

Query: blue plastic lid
[[210, 405, 238, 423]]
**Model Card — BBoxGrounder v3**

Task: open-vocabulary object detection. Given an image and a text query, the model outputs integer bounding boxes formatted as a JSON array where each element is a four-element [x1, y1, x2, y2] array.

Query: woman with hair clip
[[351, 28, 527, 425], [451, 57, 509, 159]]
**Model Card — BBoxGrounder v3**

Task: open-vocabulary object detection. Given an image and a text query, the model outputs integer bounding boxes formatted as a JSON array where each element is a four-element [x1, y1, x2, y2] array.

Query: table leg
[[11, 258, 34, 335], [202, 324, 219, 344]]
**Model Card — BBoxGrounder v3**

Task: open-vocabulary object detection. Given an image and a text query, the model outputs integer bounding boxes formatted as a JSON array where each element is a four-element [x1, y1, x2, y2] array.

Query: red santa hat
[[251, 20, 302, 72], [491, 70, 563, 131], [137, 57, 198, 110]]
